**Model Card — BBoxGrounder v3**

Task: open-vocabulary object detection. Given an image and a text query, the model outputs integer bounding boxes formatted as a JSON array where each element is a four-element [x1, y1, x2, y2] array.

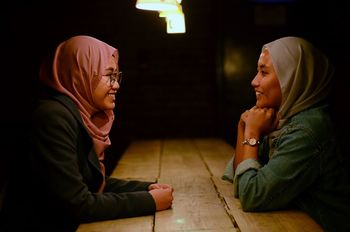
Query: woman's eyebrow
[[258, 64, 266, 70]]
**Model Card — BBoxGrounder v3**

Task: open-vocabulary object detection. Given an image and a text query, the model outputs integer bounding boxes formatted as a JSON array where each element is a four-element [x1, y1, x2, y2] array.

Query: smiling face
[[251, 49, 282, 109], [92, 55, 120, 111]]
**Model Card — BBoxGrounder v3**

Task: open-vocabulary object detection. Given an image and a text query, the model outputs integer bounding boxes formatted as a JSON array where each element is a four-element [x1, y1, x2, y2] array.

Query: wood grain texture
[[111, 139, 161, 179], [77, 215, 154, 232], [213, 177, 324, 232], [78, 138, 323, 232]]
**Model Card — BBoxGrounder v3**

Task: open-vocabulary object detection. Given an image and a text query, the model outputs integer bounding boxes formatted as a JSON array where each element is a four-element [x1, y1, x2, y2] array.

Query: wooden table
[[77, 138, 323, 232]]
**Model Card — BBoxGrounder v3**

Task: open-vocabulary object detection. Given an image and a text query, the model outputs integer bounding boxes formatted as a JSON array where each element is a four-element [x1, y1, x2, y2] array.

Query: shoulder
[[287, 104, 334, 139], [291, 104, 332, 126], [31, 96, 83, 135], [33, 88, 82, 124], [34, 99, 75, 122], [276, 104, 336, 150]]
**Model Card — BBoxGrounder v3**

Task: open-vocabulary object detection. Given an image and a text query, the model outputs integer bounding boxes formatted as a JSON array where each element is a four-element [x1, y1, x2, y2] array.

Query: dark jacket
[[0, 90, 156, 232]]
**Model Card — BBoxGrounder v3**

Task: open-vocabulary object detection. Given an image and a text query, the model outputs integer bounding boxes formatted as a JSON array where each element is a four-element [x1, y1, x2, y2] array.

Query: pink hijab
[[39, 35, 118, 191]]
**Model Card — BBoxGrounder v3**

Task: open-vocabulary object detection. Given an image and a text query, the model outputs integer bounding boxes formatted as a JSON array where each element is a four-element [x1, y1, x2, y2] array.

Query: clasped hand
[[240, 106, 278, 137], [149, 183, 174, 211]]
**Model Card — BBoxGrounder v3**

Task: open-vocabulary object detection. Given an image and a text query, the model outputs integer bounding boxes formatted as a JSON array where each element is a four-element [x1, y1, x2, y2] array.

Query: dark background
[[1, 0, 349, 204]]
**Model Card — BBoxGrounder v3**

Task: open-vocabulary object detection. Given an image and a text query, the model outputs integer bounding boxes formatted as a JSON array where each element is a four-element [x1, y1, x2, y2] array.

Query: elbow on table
[[237, 180, 279, 212], [238, 193, 270, 212], [240, 197, 260, 212], [239, 192, 287, 212]]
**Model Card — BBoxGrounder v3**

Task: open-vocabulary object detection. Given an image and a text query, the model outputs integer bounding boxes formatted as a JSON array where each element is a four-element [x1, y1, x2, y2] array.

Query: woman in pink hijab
[[0, 35, 173, 232]]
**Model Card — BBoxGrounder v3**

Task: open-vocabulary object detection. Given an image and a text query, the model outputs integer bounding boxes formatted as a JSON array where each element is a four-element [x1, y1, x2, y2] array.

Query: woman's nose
[[251, 74, 259, 87]]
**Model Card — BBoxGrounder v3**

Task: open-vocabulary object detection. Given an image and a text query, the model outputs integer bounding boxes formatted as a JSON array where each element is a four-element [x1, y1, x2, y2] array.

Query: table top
[[77, 138, 323, 232]]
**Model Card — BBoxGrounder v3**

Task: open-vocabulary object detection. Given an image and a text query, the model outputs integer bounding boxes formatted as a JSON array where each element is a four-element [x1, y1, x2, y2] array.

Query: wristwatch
[[242, 138, 260, 146]]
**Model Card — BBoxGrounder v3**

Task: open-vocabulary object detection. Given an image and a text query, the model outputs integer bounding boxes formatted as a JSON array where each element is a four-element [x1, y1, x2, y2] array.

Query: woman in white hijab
[[223, 36, 350, 232]]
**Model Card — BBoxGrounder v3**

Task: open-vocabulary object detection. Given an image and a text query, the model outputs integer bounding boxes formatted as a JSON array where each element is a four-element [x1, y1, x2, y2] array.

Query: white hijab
[[264, 37, 334, 158], [264, 36, 334, 129]]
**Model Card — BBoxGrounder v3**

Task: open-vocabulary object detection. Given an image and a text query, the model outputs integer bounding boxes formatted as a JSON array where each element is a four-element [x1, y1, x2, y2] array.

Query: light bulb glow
[[136, 0, 179, 11], [166, 13, 186, 33]]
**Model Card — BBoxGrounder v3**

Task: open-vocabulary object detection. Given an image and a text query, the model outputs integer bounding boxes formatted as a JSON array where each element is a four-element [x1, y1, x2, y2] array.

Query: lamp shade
[[165, 13, 186, 33], [159, 5, 185, 34], [136, 0, 180, 11]]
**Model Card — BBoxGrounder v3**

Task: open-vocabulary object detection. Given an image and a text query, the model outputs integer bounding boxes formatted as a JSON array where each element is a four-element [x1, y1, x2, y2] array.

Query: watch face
[[248, 138, 257, 145]]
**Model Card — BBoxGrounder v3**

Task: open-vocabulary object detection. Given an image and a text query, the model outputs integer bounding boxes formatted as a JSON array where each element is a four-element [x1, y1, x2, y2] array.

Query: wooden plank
[[123, 139, 161, 154], [159, 175, 218, 197], [155, 194, 237, 232], [155, 139, 237, 231], [111, 139, 161, 179], [224, 200, 323, 232], [211, 176, 235, 198], [160, 138, 209, 177], [76, 215, 154, 232], [155, 175, 236, 231], [194, 138, 234, 178], [110, 163, 159, 180], [212, 177, 324, 232]]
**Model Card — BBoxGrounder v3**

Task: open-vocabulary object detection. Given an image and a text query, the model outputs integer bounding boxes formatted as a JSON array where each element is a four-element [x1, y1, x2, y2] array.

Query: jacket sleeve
[[105, 178, 154, 193], [31, 100, 156, 223], [235, 125, 321, 212]]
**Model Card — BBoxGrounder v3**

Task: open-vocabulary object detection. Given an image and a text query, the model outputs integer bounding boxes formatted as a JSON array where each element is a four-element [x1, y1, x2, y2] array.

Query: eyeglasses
[[104, 71, 123, 87]]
